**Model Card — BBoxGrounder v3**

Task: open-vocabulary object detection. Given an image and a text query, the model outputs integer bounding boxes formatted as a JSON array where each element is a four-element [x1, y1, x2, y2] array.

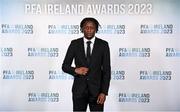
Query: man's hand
[[75, 67, 89, 75], [97, 93, 106, 104]]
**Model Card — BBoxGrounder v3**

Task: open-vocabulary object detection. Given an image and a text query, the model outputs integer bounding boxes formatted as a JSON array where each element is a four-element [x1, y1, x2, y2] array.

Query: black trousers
[[72, 88, 104, 112]]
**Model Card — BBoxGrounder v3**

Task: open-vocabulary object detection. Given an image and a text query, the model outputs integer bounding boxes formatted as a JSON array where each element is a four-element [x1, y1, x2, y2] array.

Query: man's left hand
[[97, 93, 106, 104]]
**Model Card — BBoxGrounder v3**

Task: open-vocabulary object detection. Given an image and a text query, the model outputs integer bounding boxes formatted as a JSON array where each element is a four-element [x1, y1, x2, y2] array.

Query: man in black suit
[[62, 17, 111, 111]]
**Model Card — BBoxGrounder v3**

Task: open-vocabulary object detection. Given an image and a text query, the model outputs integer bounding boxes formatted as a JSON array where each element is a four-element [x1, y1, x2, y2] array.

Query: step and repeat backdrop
[[0, 0, 180, 111]]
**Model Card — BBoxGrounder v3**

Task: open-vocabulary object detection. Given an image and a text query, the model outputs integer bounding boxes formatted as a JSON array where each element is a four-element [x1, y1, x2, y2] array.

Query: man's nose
[[87, 27, 93, 32], [87, 27, 90, 31]]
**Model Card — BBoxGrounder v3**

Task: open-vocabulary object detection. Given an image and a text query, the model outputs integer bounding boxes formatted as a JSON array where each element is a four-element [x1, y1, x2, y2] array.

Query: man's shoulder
[[96, 37, 108, 45], [71, 37, 83, 44]]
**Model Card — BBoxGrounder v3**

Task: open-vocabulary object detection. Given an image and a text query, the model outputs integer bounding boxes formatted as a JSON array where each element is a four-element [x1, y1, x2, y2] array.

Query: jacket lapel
[[79, 38, 87, 65], [90, 38, 99, 66]]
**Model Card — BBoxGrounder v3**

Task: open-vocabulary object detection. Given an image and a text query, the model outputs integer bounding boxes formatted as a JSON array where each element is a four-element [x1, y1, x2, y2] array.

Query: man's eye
[[85, 27, 94, 30]]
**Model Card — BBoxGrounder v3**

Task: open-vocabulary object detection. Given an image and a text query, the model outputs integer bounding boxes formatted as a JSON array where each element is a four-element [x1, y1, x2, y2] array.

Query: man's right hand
[[75, 67, 89, 75]]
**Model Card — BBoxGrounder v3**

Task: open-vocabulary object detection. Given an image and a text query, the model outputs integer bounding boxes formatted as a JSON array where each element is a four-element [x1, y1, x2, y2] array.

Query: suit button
[[87, 78, 89, 80]]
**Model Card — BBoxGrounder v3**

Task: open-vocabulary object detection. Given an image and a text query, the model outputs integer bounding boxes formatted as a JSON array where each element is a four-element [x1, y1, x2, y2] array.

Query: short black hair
[[80, 17, 100, 33]]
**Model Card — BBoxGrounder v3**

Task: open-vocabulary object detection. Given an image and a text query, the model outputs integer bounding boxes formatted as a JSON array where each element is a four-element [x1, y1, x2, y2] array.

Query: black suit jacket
[[62, 37, 111, 97]]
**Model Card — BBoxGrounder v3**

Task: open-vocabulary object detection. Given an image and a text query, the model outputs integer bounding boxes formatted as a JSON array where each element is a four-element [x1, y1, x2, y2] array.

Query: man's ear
[[80, 28, 84, 33]]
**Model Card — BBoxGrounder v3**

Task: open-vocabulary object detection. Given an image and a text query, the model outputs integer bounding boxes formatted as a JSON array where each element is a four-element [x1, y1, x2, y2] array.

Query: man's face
[[82, 21, 96, 40]]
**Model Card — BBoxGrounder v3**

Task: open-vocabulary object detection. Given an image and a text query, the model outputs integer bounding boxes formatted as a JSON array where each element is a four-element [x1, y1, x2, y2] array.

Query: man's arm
[[62, 41, 76, 76], [97, 42, 111, 104], [101, 42, 111, 95], [62, 40, 89, 76]]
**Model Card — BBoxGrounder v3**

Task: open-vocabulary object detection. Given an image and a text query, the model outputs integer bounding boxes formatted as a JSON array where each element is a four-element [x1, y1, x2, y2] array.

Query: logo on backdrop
[[98, 25, 125, 34], [111, 70, 125, 80], [2, 70, 34, 80], [49, 70, 73, 80], [139, 70, 172, 80], [48, 25, 79, 34], [28, 48, 59, 57], [1, 24, 33, 34], [25, 3, 153, 15], [140, 24, 173, 34], [118, 93, 150, 103], [119, 48, 151, 57], [48, 24, 125, 35], [0, 48, 13, 57], [166, 48, 180, 57], [28, 92, 59, 102]]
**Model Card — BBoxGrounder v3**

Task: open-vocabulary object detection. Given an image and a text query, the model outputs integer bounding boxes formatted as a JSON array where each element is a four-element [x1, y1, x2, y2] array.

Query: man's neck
[[84, 36, 95, 41]]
